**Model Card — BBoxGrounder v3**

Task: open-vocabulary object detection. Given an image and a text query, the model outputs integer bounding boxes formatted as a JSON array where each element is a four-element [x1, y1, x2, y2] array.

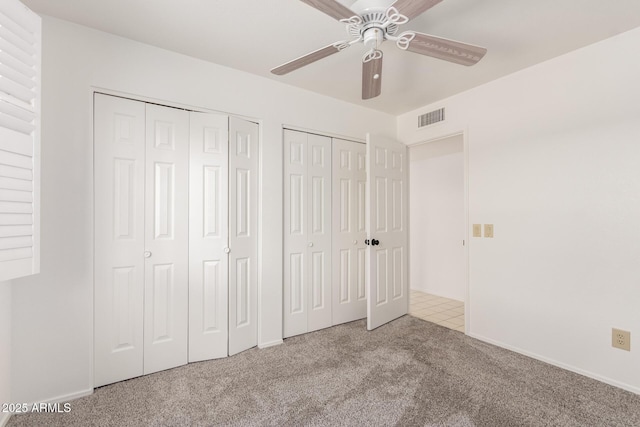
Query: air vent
[[418, 108, 445, 128]]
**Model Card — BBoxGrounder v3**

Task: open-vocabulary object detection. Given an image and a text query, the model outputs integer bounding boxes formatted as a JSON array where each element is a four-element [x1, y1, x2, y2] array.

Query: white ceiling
[[22, 0, 640, 115]]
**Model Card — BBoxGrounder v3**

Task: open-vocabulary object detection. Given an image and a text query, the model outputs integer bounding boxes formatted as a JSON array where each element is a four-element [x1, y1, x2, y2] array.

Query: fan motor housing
[[346, 1, 399, 39], [363, 27, 384, 49]]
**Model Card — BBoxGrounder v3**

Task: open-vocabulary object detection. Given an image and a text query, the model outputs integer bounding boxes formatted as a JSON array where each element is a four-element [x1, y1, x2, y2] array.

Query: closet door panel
[[333, 141, 353, 315], [143, 104, 189, 374], [355, 143, 367, 304], [283, 130, 308, 337], [188, 112, 229, 362], [228, 116, 259, 356], [306, 134, 332, 332], [94, 94, 146, 387], [332, 138, 367, 325]]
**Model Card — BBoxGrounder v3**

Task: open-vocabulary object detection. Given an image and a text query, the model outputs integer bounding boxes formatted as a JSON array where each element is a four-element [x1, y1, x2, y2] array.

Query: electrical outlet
[[484, 224, 494, 238], [612, 328, 631, 351], [472, 224, 482, 237]]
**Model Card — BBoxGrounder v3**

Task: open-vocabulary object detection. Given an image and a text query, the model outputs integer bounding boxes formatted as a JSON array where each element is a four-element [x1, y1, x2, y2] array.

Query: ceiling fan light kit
[[271, 0, 487, 100]]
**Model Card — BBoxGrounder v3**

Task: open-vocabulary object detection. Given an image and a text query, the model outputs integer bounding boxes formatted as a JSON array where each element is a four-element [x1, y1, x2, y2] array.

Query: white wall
[[10, 16, 396, 404], [0, 281, 10, 424], [398, 26, 640, 393], [409, 135, 465, 301]]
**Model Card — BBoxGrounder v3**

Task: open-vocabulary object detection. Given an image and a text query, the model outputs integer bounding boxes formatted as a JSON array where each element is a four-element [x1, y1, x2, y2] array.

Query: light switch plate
[[472, 224, 482, 237], [484, 224, 494, 238]]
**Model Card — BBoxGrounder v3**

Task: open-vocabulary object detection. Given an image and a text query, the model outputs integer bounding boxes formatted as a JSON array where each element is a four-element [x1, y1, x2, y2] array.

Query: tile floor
[[409, 289, 465, 333]]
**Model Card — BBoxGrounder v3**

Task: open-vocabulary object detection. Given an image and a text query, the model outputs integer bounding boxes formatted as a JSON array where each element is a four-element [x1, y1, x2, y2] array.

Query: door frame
[[406, 128, 470, 333]]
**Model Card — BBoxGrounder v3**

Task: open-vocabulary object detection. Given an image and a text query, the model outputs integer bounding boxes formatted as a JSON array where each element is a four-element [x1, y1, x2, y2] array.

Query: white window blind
[[0, 0, 40, 281]]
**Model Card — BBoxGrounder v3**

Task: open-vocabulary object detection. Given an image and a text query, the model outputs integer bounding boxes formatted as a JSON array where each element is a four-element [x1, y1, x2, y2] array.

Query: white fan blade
[[271, 43, 349, 75], [405, 32, 486, 66], [362, 51, 383, 100], [300, 0, 357, 21], [389, 0, 443, 21]]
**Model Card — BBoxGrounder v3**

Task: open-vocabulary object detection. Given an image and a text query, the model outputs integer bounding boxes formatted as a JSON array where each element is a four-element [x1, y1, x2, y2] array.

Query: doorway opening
[[408, 133, 466, 332]]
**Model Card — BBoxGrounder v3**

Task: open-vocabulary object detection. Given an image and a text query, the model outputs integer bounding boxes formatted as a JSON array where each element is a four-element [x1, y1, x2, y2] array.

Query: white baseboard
[[258, 339, 283, 349], [40, 388, 93, 405], [0, 412, 11, 427], [468, 332, 640, 395], [0, 388, 93, 425]]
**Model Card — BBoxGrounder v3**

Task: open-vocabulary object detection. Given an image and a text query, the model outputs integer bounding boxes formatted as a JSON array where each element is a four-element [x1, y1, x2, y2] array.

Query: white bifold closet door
[[94, 95, 146, 387], [332, 138, 367, 325], [94, 95, 189, 386], [228, 116, 259, 356], [95, 94, 259, 386], [143, 104, 190, 374], [188, 112, 229, 362], [189, 115, 259, 359], [283, 130, 332, 338]]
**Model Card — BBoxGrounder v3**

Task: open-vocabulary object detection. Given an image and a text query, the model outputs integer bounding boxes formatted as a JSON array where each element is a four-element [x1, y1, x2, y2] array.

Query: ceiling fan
[[271, 0, 487, 100]]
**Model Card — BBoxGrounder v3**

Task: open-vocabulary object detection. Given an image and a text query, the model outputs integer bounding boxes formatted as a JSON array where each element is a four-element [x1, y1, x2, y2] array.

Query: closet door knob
[[308, 242, 314, 247], [365, 239, 370, 245], [371, 239, 380, 246], [353, 240, 358, 245], [224, 247, 231, 254], [144, 251, 152, 258]]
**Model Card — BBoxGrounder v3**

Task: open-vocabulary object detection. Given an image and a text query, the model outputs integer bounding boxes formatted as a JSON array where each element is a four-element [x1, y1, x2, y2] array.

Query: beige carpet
[[9, 316, 640, 426]]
